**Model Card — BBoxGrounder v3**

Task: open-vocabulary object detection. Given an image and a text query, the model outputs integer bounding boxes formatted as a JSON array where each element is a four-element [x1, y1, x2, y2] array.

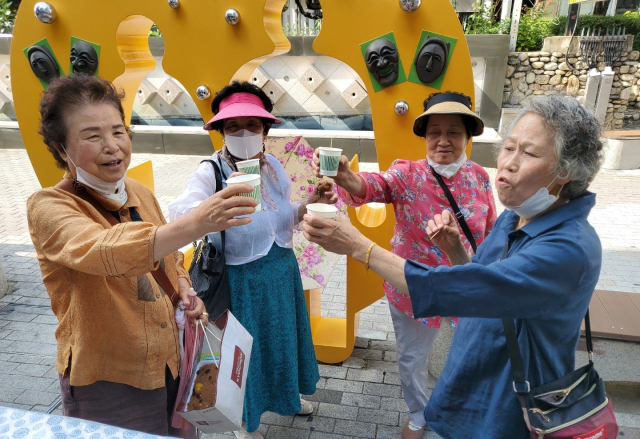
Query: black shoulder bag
[[500, 242, 618, 439], [429, 166, 477, 252], [188, 158, 231, 321]]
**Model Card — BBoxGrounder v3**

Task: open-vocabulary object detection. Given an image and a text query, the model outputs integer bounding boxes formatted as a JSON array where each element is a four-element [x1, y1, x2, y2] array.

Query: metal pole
[[501, 0, 513, 21], [509, 0, 523, 52]]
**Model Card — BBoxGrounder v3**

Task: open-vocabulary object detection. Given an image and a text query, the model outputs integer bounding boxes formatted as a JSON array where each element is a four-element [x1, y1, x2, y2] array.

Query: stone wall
[[503, 49, 640, 130]]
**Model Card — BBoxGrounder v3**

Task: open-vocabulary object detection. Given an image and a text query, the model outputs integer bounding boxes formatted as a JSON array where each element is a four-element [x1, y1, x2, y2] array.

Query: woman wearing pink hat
[[169, 81, 335, 439]]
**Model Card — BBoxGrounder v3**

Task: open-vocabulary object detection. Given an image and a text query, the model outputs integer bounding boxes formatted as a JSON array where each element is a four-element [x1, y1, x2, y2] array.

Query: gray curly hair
[[501, 95, 604, 200]]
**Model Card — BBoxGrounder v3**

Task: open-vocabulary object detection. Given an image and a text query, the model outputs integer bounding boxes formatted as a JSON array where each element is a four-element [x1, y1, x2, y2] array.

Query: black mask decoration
[[364, 38, 400, 87], [414, 37, 450, 84], [70, 41, 99, 75], [27, 45, 60, 84]]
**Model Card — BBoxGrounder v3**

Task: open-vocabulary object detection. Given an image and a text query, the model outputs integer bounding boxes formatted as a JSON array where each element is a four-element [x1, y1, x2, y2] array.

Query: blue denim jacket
[[406, 192, 601, 438]]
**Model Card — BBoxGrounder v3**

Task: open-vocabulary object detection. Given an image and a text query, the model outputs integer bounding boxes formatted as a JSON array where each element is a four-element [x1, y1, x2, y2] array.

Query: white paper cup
[[306, 203, 338, 220], [318, 147, 342, 177], [236, 159, 260, 176], [227, 174, 261, 213]]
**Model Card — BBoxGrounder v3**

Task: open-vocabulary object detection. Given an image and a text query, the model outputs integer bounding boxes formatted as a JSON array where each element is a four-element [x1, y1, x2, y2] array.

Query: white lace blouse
[[168, 153, 300, 265]]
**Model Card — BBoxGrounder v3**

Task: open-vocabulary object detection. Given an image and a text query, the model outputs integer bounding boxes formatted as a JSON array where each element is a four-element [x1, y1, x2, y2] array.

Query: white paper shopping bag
[[177, 310, 253, 433]]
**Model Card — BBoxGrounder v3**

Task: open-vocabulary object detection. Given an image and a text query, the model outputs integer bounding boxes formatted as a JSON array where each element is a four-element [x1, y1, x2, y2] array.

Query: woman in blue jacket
[[301, 95, 605, 439]]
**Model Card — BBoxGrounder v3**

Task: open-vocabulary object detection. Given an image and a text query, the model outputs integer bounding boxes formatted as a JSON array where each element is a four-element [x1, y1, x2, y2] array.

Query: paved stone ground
[[1, 148, 639, 438]]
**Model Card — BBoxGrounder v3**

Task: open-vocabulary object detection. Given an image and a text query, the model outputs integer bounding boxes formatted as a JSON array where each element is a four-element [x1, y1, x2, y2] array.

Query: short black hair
[[38, 74, 129, 170], [208, 81, 274, 135]]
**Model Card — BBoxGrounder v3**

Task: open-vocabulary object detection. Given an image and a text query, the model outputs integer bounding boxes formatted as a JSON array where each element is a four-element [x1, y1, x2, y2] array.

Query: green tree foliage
[[552, 12, 640, 51], [515, 4, 559, 51], [464, 0, 511, 35], [0, 0, 16, 34]]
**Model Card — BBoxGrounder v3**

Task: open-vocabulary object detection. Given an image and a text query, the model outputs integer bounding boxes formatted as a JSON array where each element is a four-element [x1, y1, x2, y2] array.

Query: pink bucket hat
[[203, 92, 281, 130]]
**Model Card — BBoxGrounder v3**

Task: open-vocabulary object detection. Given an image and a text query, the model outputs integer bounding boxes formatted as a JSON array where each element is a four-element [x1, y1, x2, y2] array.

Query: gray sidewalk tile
[[291, 415, 336, 433], [265, 426, 310, 438], [316, 403, 358, 421], [380, 397, 409, 413], [375, 424, 405, 439], [384, 372, 400, 386], [6, 363, 52, 378], [340, 392, 381, 409], [362, 382, 402, 398], [345, 369, 384, 383], [324, 379, 363, 394], [303, 389, 343, 405], [366, 360, 400, 374], [13, 390, 59, 406], [309, 432, 352, 439], [317, 364, 348, 379], [356, 408, 400, 426], [341, 357, 366, 369], [260, 411, 295, 427], [350, 348, 383, 361], [0, 386, 24, 404], [333, 419, 377, 438]]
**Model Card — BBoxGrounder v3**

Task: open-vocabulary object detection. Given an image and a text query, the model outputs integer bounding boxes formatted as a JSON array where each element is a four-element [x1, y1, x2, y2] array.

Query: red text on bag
[[231, 345, 245, 388], [573, 425, 607, 439]]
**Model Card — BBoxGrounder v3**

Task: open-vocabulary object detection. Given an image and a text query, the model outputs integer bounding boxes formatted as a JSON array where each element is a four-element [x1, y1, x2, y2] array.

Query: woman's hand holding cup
[[302, 214, 365, 257], [194, 183, 257, 233], [312, 148, 350, 181]]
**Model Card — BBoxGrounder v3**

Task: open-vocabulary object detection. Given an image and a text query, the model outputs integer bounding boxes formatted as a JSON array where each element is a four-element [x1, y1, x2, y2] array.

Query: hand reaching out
[[426, 210, 464, 254]]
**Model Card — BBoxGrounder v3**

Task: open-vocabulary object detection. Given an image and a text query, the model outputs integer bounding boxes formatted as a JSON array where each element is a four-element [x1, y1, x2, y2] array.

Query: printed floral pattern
[[265, 136, 347, 290], [335, 158, 497, 328]]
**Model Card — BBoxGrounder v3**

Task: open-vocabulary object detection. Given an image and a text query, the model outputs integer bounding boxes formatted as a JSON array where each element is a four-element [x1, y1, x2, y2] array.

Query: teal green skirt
[[227, 244, 319, 432]]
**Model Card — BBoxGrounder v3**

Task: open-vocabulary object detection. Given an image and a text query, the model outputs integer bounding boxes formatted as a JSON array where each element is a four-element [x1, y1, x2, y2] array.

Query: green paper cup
[[307, 203, 338, 220], [236, 159, 260, 176], [318, 147, 342, 177], [227, 174, 261, 213]]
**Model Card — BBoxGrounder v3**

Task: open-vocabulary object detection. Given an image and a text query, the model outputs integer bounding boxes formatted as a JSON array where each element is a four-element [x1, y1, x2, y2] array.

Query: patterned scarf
[[214, 145, 284, 212]]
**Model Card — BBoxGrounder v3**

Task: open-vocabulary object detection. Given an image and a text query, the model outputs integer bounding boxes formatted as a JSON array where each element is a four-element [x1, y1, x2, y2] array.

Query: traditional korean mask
[[415, 37, 450, 84], [364, 38, 400, 87], [27, 45, 60, 84], [70, 41, 99, 75]]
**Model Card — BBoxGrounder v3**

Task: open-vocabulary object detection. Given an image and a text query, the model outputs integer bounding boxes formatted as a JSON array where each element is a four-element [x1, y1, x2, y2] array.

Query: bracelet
[[364, 242, 377, 271]]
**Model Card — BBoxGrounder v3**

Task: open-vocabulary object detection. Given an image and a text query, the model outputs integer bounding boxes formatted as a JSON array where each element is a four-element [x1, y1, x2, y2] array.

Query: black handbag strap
[[500, 240, 594, 396], [201, 157, 226, 250], [429, 166, 477, 253]]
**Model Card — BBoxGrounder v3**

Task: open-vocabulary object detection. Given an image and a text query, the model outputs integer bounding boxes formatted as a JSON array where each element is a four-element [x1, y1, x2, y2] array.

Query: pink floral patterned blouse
[[336, 159, 497, 328]]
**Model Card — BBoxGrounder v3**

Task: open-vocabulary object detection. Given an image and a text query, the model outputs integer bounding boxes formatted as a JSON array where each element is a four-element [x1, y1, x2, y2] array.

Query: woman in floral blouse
[[312, 92, 496, 439]]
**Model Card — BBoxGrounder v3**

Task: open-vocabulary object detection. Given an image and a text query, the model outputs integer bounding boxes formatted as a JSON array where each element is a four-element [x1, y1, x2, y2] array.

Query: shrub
[[516, 4, 559, 51], [0, 0, 16, 34], [554, 13, 640, 51], [465, 0, 511, 35]]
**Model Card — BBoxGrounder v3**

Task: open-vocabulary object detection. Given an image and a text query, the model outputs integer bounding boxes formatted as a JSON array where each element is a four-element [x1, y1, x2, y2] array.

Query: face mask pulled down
[[61, 144, 128, 206], [504, 177, 563, 220], [428, 152, 467, 179], [224, 129, 264, 160]]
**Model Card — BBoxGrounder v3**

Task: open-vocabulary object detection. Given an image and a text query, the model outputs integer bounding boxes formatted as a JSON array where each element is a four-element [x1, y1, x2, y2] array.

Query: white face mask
[[428, 152, 467, 179], [224, 129, 264, 160], [504, 177, 562, 220], [61, 144, 128, 206]]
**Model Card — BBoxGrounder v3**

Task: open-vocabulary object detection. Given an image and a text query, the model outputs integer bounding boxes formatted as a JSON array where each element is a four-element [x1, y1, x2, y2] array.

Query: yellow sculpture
[[12, 0, 474, 364], [12, 0, 289, 188]]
